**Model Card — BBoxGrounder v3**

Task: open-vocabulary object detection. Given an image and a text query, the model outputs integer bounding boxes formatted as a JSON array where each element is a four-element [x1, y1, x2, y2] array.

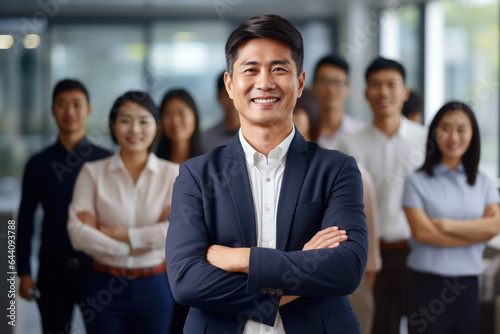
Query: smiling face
[[365, 69, 408, 119], [161, 98, 196, 143], [312, 64, 350, 112], [224, 38, 305, 131], [435, 109, 473, 166], [52, 89, 91, 134], [113, 101, 158, 153]]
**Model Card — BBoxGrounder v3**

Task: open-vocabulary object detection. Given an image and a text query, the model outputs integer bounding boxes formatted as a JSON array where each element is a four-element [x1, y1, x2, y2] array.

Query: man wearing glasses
[[312, 54, 365, 149]]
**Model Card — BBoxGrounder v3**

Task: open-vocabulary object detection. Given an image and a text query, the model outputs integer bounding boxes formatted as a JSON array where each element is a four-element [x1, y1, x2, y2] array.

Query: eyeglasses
[[314, 79, 349, 88]]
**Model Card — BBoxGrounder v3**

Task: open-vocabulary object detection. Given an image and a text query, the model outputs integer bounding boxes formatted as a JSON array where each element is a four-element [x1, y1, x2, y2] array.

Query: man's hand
[[77, 211, 97, 229], [206, 245, 250, 274], [365, 271, 377, 290], [98, 225, 130, 244], [280, 226, 348, 307], [129, 248, 151, 256], [19, 275, 36, 301], [160, 206, 171, 222], [302, 226, 347, 251]]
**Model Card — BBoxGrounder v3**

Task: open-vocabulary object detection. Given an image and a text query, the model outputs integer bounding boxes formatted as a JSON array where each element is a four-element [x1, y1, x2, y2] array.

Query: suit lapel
[[224, 136, 257, 247], [276, 132, 308, 251]]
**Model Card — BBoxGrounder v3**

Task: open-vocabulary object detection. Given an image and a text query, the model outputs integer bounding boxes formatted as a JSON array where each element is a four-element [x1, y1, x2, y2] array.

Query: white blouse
[[68, 153, 179, 268]]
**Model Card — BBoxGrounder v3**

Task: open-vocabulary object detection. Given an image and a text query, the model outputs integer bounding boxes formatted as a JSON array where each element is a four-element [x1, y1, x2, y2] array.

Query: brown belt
[[92, 262, 166, 278], [380, 240, 409, 251]]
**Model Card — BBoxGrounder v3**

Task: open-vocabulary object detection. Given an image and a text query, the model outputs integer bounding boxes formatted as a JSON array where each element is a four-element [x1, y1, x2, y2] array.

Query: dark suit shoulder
[[304, 141, 356, 166]]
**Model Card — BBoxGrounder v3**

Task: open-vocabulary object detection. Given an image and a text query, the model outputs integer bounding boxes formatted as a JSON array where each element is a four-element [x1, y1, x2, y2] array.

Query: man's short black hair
[[313, 54, 349, 82], [365, 57, 406, 83], [225, 14, 304, 77], [52, 79, 90, 106]]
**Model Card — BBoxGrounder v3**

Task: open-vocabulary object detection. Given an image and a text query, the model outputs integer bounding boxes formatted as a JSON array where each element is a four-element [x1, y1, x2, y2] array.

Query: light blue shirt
[[403, 163, 500, 276]]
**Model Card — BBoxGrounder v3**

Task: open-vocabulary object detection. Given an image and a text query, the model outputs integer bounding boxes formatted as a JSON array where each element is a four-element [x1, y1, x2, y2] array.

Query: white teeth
[[253, 98, 278, 103]]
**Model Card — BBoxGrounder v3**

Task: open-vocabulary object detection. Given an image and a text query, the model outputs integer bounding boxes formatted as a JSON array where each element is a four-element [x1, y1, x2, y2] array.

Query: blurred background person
[[403, 101, 500, 334], [296, 86, 380, 334], [312, 54, 365, 149], [155, 88, 203, 164], [292, 88, 321, 142], [347, 164, 381, 334], [339, 57, 427, 334], [17, 79, 111, 334], [402, 90, 424, 124], [67, 91, 178, 333], [201, 71, 240, 152]]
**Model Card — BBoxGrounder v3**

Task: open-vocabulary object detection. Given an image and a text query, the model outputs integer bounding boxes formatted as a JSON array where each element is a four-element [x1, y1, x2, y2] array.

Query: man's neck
[[58, 131, 85, 152], [224, 116, 240, 133], [241, 123, 293, 157], [320, 107, 343, 137], [373, 114, 401, 138]]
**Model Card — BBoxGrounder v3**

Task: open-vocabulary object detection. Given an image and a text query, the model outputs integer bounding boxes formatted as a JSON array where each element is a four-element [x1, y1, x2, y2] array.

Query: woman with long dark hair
[[68, 91, 178, 333], [156, 88, 203, 163], [403, 101, 500, 334]]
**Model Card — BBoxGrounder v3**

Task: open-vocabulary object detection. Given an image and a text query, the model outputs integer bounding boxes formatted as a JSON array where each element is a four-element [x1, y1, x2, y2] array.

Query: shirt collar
[[239, 127, 295, 167], [371, 117, 410, 140], [433, 162, 466, 176], [108, 152, 160, 173], [55, 136, 91, 154]]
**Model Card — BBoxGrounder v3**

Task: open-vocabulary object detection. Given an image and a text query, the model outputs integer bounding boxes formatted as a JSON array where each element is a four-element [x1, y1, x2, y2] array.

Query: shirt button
[[276, 288, 284, 296], [260, 287, 268, 294], [268, 288, 276, 295], [266, 177, 271, 182], [266, 327, 271, 332], [265, 207, 270, 211]]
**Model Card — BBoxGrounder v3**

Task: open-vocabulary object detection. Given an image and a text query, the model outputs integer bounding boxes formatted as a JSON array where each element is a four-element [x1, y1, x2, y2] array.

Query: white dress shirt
[[338, 118, 426, 243], [239, 128, 295, 334], [68, 152, 179, 268], [317, 114, 366, 150]]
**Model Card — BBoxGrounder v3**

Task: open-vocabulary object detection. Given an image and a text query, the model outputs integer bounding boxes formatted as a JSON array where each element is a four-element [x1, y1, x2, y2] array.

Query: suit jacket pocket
[[322, 310, 361, 334], [294, 199, 323, 219]]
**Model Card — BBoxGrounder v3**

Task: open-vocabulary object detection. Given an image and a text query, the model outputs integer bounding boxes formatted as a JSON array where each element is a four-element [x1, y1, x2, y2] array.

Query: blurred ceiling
[[1, 0, 427, 20]]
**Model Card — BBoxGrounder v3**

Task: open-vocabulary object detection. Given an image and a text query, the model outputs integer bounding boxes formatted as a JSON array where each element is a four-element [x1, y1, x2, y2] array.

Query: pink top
[[68, 153, 179, 268]]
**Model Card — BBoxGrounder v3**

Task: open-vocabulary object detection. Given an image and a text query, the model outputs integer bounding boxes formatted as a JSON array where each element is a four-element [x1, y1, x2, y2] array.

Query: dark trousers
[[37, 254, 92, 334], [85, 270, 175, 334], [372, 248, 410, 334], [405, 270, 479, 334]]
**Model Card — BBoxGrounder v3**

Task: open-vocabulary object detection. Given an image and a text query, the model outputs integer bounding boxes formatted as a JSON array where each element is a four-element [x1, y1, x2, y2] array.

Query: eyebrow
[[56, 98, 83, 102], [118, 113, 152, 119], [240, 59, 292, 67]]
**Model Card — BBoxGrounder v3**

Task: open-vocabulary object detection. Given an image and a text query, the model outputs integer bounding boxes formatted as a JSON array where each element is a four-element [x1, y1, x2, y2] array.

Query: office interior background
[[0, 0, 499, 333]]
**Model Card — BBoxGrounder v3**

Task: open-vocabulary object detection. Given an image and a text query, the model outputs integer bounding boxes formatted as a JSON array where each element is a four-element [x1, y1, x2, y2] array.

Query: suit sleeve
[[247, 156, 368, 297], [166, 163, 280, 326], [17, 158, 40, 276]]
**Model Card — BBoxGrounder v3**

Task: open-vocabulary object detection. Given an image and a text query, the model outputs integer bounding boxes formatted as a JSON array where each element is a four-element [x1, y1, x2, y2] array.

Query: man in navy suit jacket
[[166, 14, 368, 334]]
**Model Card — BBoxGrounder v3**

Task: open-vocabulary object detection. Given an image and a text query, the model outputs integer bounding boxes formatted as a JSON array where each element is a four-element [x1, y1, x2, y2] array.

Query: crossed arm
[[67, 165, 170, 257], [206, 226, 348, 306], [404, 203, 500, 246], [166, 158, 368, 325], [76, 208, 170, 256]]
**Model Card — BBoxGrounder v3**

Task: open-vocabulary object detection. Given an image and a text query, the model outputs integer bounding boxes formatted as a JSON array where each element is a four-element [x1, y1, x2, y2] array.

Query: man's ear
[[296, 71, 306, 98], [403, 87, 410, 102], [224, 72, 234, 100]]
